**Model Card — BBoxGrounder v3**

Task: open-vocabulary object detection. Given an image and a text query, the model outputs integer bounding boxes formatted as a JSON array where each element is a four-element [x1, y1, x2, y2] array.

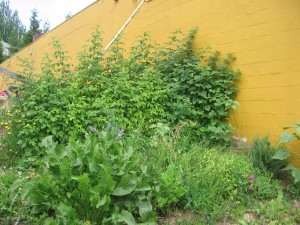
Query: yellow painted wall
[[1, 0, 300, 165]]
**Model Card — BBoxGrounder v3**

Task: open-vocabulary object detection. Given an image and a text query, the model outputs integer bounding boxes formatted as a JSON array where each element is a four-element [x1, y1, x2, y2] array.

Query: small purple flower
[[249, 175, 255, 180], [88, 125, 96, 132]]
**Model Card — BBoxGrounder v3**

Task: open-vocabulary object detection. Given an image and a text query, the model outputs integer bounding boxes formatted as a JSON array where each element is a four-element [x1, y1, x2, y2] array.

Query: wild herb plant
[[273, 122, 300, 183], [21, 129, 157, 224], [249, 135, 287, 177], [1, 125, 297, 224]]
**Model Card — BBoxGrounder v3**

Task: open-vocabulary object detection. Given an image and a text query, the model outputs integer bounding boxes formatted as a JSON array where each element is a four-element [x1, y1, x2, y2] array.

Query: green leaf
[[112, 174, 137, 196], [43, 218, 57, 225], [99, 164, 116, 194], [136, 182, 151, 192], [279, 132, 295, 144], [56, 203, 76, 221], [272, 149, 290, 160], [121, 210, 136, 225], [137, 200, 153, 221]]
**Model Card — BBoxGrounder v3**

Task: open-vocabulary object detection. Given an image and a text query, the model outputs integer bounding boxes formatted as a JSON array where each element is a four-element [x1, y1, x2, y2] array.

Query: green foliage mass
[[0, 27, 298, 225], [273, 122, 300, 184], [249, 135, 287, 177], [155, 30, 239, 144], [2, 28, 240, 162], [23, 9, 50, 46], [0, 0, 26, 56], [247, 132, 300, 201], [1, 125, 291, 224], [21, 130, 158, 224], [0, 41, 5, 62]]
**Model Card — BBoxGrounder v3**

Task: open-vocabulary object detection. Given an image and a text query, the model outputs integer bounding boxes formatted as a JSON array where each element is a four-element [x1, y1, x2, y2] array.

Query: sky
[[9, 0, 97, 30]]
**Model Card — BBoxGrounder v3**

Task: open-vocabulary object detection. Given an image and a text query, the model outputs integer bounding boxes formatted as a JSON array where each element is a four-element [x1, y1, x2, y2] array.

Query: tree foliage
[[0, 0, 26, 57], [0, 41, 4, 62], [0, 2, 51, 60], [22, 9, 38, 45]]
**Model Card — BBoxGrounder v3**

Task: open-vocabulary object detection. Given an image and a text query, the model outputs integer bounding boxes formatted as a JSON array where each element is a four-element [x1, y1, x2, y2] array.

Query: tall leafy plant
[[155, 28, 240, 144], [22, 130, 156, 224], [2, 27, 240, 164], [273, 122, 300, 183]]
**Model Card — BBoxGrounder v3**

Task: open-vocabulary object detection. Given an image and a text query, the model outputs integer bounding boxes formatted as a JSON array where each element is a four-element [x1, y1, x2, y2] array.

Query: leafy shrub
[[2, 27, 240, 164], [21, 129, 157, 224], [249, 135, 287, 177], [155, 29, 240, 145]]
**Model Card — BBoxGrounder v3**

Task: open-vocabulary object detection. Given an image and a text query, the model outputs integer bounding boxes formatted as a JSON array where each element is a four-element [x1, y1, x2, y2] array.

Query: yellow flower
[[5, 126, 9, 129], [189, 121, 197, 127], [7, 132, 11, 135]]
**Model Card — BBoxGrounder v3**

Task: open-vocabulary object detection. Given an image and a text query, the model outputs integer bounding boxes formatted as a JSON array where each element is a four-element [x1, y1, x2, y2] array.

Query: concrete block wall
[[1, 0, 300, 165]]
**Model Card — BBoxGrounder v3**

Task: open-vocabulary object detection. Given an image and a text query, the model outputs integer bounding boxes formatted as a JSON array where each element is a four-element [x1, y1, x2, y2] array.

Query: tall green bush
[[155, 29, 240, 144], [2, 27, 240, 162]]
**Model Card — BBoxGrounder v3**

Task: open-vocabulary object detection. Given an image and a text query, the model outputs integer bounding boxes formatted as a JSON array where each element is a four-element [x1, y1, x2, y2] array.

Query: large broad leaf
[[121, 210, 136, 225], [99, 164, 116, 194], [137, 200, 153, 222], [279, 132, 295, 144], [56, 203, 76, 224], [41, 136, 56, 150], [272, 149, 290, 160], [72, 173, 90, 198], [112, 174, 137, 196], [283, 165, 300, 183], [90, 191, 107, 208]]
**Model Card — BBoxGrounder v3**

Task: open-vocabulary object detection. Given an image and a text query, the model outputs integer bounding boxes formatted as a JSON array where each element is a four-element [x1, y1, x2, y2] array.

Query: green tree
[[22, 9, 51, 45], [0, 0, 26, 56], [23, 9, 41, 45], [0, 41, 4, 62]]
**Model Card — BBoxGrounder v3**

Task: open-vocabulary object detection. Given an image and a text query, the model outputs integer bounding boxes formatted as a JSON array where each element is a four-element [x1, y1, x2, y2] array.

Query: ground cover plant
[[1, 126, 300, 224], [0, 28, 299, 224]]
